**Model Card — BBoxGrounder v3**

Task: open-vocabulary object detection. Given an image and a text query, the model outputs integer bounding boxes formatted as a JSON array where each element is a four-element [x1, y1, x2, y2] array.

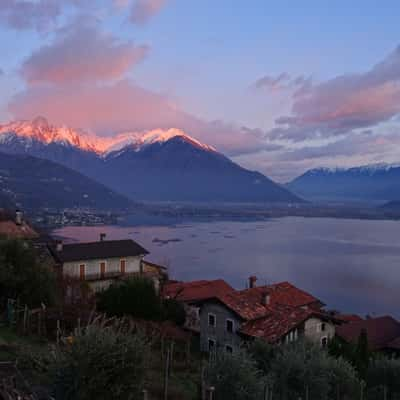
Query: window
[[225, 345, 233, 354], [226, 319, 234, 333], [321, 336, 328, 348], [208, 339, 216, 352], [321, 322, 326, 332], [120, 259, 126, 274], [79, 264, 85, 280], [100, 261, 106, 278], [208, 313, 216, 327]]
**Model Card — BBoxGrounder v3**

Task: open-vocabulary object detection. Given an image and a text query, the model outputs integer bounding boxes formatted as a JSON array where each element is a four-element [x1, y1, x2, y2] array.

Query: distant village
[[1, 208, 400, 399]]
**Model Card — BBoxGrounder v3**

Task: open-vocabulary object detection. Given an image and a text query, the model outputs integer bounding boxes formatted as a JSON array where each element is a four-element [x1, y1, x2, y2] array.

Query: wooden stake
[[163, 348, 170, 400]]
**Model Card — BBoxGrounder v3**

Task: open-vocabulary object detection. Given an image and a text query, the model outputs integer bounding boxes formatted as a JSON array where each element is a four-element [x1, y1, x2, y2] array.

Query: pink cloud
[[8, 80, 265, 156], [269, 45, 400, 142], [21, 22, 148, 84], [130, 0, 167, 25]]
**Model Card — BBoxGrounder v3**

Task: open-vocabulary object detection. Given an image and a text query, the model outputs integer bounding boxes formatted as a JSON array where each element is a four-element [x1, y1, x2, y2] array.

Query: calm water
[[52, 217, 400, 318]]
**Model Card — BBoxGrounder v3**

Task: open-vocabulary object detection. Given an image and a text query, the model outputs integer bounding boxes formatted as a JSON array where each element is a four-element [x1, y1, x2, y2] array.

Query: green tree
[[0, 238, 56, 308], [354, 329, 370, 380], [206, 350, 265, 400], [97, 276, 164, 320], [269, 340, 359, 400], [366, 357, 400, 400], [162, 298, 186, 326], [51, 318, 149, 400]]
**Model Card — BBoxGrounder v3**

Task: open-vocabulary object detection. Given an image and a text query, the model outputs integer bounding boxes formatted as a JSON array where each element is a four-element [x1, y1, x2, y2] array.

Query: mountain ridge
[[0, 117, 302, 203], [288, 163, 400, 202]]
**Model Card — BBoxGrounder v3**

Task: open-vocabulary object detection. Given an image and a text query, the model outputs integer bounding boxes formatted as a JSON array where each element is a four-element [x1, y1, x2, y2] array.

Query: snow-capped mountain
[[288, 164, 400, 202], [0, 117, 301, 203], [0, 117, 215, 155]]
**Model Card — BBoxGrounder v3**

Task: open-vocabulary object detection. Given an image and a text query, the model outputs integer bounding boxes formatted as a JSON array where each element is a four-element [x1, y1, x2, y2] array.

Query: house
[[336, 316, 400, 355], [196, 279, 338, 353], [162, 279, 235, 332], [0, 209, 38, 239], [49, 234, 150, 292]]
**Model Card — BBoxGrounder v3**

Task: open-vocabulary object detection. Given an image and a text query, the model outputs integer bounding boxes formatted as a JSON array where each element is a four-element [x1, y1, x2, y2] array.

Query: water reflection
[[52, 217, 400, 318]]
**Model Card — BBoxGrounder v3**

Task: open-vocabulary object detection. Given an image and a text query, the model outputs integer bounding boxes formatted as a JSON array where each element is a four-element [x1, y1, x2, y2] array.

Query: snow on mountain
[[308, 163, 400, 175], [0, 117, 216, 155]]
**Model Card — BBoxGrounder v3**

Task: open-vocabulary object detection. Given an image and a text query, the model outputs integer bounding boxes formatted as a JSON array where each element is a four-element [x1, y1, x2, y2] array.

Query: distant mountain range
[[0, 152, 132, 210], [0, 117, 301, 203], [288, 164, 400, 202]]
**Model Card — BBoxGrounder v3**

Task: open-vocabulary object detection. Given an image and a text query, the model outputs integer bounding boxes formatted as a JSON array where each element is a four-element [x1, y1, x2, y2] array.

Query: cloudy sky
[[1, 0, 400, 181]]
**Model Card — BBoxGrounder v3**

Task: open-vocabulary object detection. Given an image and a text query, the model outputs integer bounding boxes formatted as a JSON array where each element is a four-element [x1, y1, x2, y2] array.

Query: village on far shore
[[2, 207, 399, 359]]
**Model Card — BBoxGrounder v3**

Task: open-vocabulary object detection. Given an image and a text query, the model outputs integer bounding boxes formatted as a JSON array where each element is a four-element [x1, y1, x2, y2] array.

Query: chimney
[[100, 233, 106, 242], [15, 210, 23, 225], [56, 240, 63, 252], [249, 276, 257, 289], [262, 293, 271, 306]]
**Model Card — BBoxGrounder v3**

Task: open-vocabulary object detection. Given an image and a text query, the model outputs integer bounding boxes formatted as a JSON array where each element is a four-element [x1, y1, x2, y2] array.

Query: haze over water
[[53, 217, 400, 318]]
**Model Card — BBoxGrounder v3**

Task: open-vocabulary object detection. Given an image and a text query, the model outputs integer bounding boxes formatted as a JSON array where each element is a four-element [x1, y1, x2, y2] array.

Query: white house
[[49, 235, 149, 292]]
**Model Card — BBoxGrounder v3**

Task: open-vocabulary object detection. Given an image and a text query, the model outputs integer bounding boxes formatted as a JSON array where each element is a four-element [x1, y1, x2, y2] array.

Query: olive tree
[[51, 318, 150, 400]]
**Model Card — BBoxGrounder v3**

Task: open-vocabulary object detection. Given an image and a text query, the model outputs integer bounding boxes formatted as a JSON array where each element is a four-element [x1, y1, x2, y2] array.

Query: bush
[[206, 350, 265, 400], [97, 277, 186, 325], [97, 277, 164, 320], [0, 238, 56, 308], [50, 318, 149, 400], [163, 298, 186, 326], [269, 341, 359, 400]]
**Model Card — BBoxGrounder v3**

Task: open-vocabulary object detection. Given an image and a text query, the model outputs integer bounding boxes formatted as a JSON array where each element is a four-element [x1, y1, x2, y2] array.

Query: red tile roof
[[336, 316, 400, 351], [162, 279, 235, 302], [163, 278, 328, 343], [0, 220, 38, 239], [336, 314, 364, 323], [239, 281, 323, 309], [240, 305, 319, 343], [215, 281, 322, 321]]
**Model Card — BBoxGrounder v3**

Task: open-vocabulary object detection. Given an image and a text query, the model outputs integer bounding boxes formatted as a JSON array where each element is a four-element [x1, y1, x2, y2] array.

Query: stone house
[[162, 279, 235, 332], [196, 280, 338, 353]]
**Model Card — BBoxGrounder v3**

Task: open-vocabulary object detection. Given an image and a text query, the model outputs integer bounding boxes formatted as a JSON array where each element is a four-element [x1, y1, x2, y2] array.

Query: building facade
[[49, 236, 150, 292]]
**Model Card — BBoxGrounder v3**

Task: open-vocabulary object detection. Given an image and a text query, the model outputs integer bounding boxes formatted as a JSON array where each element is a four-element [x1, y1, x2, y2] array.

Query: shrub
[[0, 238, 56, 308], [163, 298, 186, 326], [206, 350, 265, 400], [97, 276, 163, 320], [51, 318, 149, 400]]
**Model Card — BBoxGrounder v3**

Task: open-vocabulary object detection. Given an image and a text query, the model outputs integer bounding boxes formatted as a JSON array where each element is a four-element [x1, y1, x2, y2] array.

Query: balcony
[[82, 271, 141, 282]]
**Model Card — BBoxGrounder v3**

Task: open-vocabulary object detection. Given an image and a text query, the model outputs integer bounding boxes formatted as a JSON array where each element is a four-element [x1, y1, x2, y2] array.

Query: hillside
[[0, 152, 133, 210]]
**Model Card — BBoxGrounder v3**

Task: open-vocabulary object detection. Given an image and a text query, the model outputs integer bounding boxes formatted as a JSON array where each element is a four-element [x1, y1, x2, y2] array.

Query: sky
[[1, 0, 400, 181]]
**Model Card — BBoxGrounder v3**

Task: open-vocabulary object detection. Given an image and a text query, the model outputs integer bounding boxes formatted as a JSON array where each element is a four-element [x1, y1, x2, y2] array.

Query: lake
[[52, 217, 400, 318]]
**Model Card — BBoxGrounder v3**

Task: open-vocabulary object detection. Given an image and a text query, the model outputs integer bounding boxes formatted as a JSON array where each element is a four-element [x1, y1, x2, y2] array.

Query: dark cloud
[[252, 72, 311, 93], [0, 0, 62, 31]]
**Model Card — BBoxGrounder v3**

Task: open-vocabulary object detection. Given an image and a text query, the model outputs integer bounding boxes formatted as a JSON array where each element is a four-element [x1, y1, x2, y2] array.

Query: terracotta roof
[[0, 220, 38, 239], [49, 239, 149, 263], [213, 281, 322, 321], [162, 279, 235, 302], [336, 314, 364, 323], [240, 305, 317, 343], [239, 282, 323, 308], [336, 316, 400, 351], [142, 260, 168, 270]]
